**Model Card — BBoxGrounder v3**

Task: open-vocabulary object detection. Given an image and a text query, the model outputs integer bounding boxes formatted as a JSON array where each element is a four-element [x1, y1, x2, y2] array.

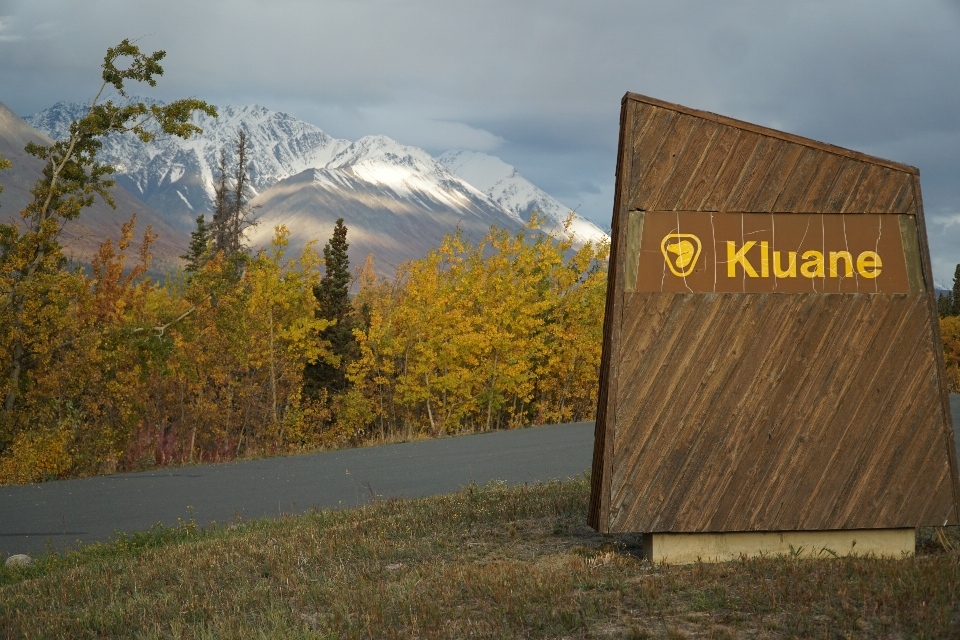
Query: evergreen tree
[[939, 292, 953, 318], [316, 218, 352, 322], [181, 214, 209, 272], [952, 264, 960, 317], [210, 129, 258, 259], [304, 218, 358, 395]]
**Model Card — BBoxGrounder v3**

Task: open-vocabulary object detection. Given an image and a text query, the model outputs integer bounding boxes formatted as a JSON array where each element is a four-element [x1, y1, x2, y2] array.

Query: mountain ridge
[[24, 100, 609, 274], [0, 100, 189, 268], [438, 149, 607, 246], [247, 136, 526, 275]]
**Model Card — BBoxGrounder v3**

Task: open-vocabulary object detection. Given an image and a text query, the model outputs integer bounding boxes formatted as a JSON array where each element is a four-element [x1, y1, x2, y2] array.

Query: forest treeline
[[0, 41, 609, 484], [0, 213, 608, 484]]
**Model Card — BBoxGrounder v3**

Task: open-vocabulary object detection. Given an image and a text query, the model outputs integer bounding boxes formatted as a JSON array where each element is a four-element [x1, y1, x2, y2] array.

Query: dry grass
[[2, 478, 959, 638]]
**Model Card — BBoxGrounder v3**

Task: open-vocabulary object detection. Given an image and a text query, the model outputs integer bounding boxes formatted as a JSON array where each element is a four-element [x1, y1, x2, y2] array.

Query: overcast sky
[[2, 0, 960, 282]]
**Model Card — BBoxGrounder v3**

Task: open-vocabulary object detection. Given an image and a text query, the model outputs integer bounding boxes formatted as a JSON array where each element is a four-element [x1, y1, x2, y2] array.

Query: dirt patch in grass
[[2, 478, 959, 638]]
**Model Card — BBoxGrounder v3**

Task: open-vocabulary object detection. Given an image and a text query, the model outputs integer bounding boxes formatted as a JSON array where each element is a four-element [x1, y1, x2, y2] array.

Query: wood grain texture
[[608, 292, 954, 532], [589, 98, 635, 531], [589, 93, 960, 533]]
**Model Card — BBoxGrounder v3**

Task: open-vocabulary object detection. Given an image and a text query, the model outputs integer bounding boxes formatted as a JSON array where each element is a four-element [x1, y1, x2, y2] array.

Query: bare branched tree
[[210, 128, 259, 259]]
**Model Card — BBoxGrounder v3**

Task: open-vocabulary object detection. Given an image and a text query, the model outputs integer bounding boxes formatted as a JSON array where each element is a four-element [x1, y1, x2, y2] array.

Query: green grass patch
[[2, 478, 959, 638]]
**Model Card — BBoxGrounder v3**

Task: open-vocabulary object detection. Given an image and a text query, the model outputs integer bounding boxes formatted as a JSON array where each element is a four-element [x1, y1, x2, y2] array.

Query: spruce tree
[[315, 218, 352, 322], [181, 214, 209, 272], [952, 264, 960, 317], [304, 218, 357, 395], [210, 149, 230, 254], [939, 292, 954, 318]]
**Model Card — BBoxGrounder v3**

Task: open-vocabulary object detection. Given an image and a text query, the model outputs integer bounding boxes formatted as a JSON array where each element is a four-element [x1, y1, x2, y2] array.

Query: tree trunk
[[486, 350, 498, 432], [269, 305, 278, 427], [424, 371, 436, 433]]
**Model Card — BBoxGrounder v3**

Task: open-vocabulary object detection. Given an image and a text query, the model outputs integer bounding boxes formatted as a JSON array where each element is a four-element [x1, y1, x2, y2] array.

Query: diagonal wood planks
[[589, 93, 960, 533]]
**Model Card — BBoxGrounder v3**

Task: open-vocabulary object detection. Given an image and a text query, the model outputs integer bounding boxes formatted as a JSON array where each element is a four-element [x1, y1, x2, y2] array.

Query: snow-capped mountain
[[248, 136, 524, 274], [438, 150, 608, 246], [25, 100, 608, 272], [26, 101, 350, 230], [1, 101, 188, 268]]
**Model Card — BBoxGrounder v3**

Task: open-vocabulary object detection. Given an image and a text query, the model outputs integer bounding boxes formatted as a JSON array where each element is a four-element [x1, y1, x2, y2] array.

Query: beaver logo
[[660, 233, 702, 278]]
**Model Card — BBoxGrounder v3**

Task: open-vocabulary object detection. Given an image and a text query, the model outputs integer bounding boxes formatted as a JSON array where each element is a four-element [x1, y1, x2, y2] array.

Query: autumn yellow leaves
[[0, 223, 331, 483], [344, 219, 610, 441], [0, 217, 609, 484]]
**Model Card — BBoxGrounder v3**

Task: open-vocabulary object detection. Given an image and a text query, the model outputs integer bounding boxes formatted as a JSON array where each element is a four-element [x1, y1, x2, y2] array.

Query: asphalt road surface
[[0, 422, 595, 556], [4, 395, 960, 558]]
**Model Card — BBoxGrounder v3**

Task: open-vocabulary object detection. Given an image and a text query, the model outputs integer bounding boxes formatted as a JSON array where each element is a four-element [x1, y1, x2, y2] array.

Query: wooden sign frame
[[589, 93, 960, 540]]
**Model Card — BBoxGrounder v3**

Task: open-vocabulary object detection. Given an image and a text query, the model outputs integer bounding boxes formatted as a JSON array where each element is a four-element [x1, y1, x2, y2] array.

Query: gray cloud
[[2, 0, 960, 280]]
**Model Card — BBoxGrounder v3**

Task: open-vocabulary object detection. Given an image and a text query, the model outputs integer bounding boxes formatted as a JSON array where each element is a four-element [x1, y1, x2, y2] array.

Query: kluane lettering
[[724, 241, 882, 279]]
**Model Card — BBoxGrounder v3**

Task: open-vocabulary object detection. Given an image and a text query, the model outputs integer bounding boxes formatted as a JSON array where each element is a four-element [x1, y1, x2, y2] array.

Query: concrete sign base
[[643, 529, 916, 565]]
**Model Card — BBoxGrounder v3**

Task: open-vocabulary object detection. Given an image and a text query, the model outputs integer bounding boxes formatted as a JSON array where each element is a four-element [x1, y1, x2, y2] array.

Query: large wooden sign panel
[[589, 94, 960, 534]]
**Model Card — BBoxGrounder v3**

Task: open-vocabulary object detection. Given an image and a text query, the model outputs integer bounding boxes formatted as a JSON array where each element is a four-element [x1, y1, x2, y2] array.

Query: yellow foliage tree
[[345, 216, 609, 439], [940, 316, 960, 393], [129, 226, 333, 466]]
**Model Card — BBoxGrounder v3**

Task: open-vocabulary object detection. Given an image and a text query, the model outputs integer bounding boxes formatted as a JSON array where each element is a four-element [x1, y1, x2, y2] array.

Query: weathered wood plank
[[624, 92, 919, 175], [654, 120, 721, 211], [628, 108, 675, 210], [824, 161, 869, 213], [676, 126, 742, 211], [630, 114, 701, 211], [589, 97, 636, 531], [721, 137, 783, 211], [889, 175, 917, 214], [862, 170, 908, 213], [702, 132, 762, 212], [795, 154, 845, 212], [746, 141, 806, 212], [843, 165, 890, 213], [607, 293, 955, 532], [773, 147, 823, 212]]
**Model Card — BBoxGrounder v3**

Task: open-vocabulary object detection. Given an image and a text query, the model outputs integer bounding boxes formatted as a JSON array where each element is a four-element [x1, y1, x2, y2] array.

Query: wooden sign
[[630, 212, 923, 294], [589, 94, 960, 547]]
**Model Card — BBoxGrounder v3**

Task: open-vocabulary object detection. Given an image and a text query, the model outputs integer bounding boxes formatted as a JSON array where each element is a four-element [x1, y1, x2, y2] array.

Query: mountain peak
[[438, 150, 520, 193], [439, 149, 608, 245], [24, 100, 607, 252]]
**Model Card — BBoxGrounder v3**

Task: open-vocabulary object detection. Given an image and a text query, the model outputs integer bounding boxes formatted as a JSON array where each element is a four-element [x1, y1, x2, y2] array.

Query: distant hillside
[[248, 136, 524, 276], [0, 101, 189, 269], [26, 101, 609, 275]]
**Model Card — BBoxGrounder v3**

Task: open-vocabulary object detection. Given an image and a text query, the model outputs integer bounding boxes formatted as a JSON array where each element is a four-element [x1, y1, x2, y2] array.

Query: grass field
[[2, 477, 959, 638]]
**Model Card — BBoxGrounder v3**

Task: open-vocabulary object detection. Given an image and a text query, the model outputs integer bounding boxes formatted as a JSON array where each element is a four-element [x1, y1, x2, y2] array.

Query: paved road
[[5, 395, 960, 559], [1, 422, 595, 556]]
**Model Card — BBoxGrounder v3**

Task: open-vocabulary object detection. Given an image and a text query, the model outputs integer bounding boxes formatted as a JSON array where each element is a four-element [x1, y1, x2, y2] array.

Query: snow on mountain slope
[[438, 150, 608, 245], [1, 101, 188, 267], [26, 100, 350, 230], [26, 101, 606, 271], [248, 137, 524, 274], [326, 136, 519, 220]]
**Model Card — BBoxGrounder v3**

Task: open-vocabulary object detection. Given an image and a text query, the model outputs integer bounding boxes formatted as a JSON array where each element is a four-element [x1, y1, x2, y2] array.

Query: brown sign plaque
[[589, 94, 960, 536], [629, 211, 925, 295]]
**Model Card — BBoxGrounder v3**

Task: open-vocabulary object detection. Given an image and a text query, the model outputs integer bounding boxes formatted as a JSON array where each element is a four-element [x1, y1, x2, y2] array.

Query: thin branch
[[130, 293, 213, 338]]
